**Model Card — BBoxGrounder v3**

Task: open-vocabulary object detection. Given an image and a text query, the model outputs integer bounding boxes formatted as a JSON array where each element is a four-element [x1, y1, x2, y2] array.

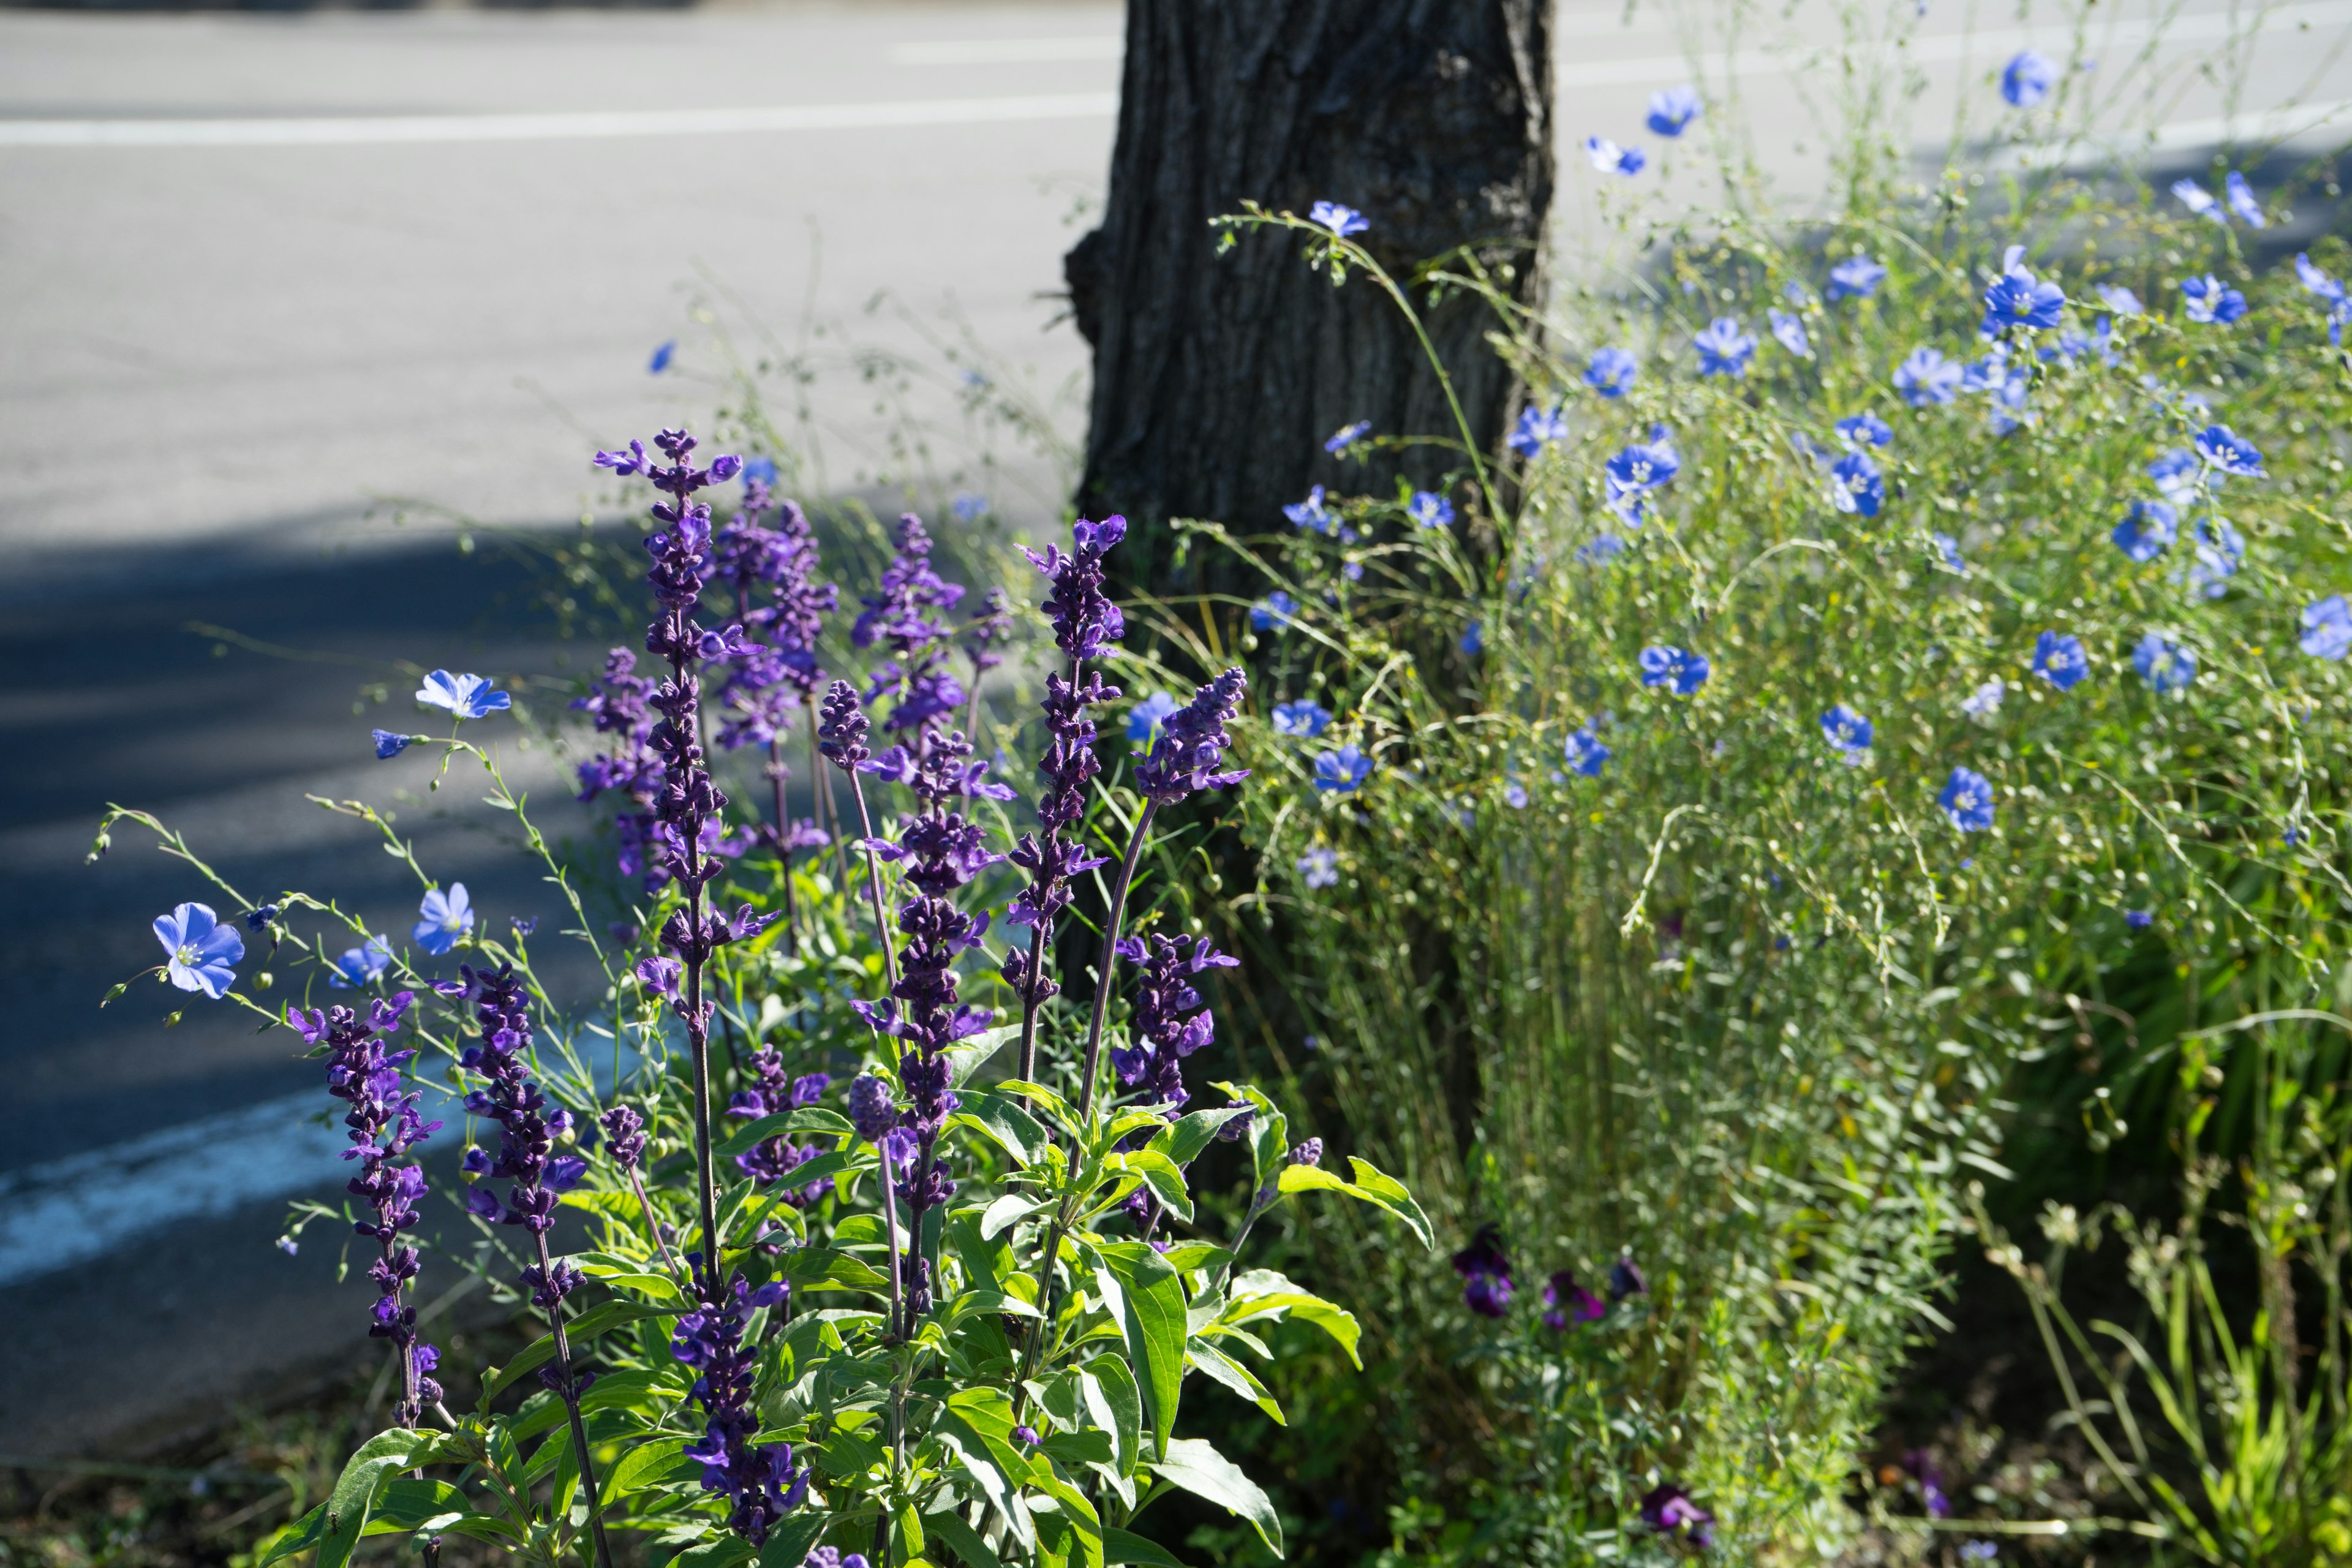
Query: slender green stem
[[844, 772, 900, 990], [1070, 801, 1156, 1164]]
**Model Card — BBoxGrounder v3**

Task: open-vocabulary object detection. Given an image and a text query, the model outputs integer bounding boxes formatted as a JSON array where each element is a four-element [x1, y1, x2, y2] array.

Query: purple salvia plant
[[289, 990, 444, 1426], [1110, 932, 1238, 1238], [672, 1273, 809, 1544], [728, 1060, 835, 1206], [451, 963, 616, 1567], [1004, 516, 1128, 1080], [851, 513, 967, 740], [594, 427, 791, 1544], [600, 1102, 679, 1276], [573, 649, 665, 888], [817, 679, 899, 988]]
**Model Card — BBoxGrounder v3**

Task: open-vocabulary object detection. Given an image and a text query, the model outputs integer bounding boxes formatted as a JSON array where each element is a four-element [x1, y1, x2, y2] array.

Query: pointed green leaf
[[1080, 1361, 1142, 1478], [312, 1428, 433, 1568], [1147, 1108, 1251, 1171], [713, 1107, 854, 1157], [1186, 1340, 1284, 1424], [1145, 1438, 1283, 1558], [1093, 1242, 1187, 1460], [921, 1509, 1003, 1568], [1102, 1529, 1186, 1567], [755, 1513, 829, 1568], [1341, 1156, 1434, 1249]]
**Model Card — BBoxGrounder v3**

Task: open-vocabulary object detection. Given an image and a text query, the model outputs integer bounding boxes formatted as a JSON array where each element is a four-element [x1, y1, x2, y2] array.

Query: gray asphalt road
[[4, 0, 2350, 1456]]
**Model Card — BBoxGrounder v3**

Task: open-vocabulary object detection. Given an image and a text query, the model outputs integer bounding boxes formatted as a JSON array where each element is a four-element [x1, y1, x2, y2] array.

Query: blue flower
[[2097, 284, 2144, 315], [2302, 595, 2352, 660], [648, 339, 676, 374], [1961, 677, 2004, 719], [1576, 534, 1627, 565], [328, 937, 393, 990], [1314, 744, 1375, 793], [1406, 490, 1456, 529], [1284, 483, 1334, 532], [1583, 136, 1646, 175], [2195, 424, 2264, 477], [1272, 699, 1333, 737], [2184, 516, 2245, 597], [1932, 531, 1966, 571], [1894, 347, 1964, 406], [1828, 451, 1885, 516], [1510, 404, 1570, 458], [1128, 692, 1181, 744], [2296, 254, 2352, 344], [1251, 590, 1298, 631], [2171, 178, 2226, 226], [1297, 847, 1340, 889], [1984, 361, 2035, 435], [2181, 274, 2247, 325], [2001, 50, 2058, 107], [1564, 726, 1611, 776], [1834, 412, 1893, 448], [1325, 420, 1372, 454], [1820, 704, 1874, 753], [412, 883, 473, 956], [2111, 500, 2179, 562], [741, 454, 778, 487], [1693, 317, 1757, 377], [1504, 778, 1529, 809], [153, 902, 243, 999], [1646, 85, 1702, 136], [1769, 309, 1811, 357], [1826, 254, 1889, 301], [2032, 630, 2090, 690], [1605, 429, 1681, 523], [372, 729, 413, 760], [415, 671, 511, 720], [2133, 631, 2196, 693], [952, 492, 990, 521], [2149, 448, 2199, 503], [1585, 347, 1639, 396], [1460, 620, 1485, 655], [2225, 170, 2267, 228], [1940, 766, 1996, 831], [1638, 645, 1711, 695], [1309, 200, 1368, 236], [1981, 246, 2066, 334], [2124, 909, 2154, 930]]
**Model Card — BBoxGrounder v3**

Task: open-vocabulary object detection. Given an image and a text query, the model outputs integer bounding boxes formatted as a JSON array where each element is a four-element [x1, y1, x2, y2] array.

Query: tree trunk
[[1067, 0, 1555, 600]]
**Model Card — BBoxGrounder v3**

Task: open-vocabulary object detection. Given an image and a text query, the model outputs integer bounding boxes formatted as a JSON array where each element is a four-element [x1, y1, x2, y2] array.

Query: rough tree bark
[[1066, 0, 1555, 599]]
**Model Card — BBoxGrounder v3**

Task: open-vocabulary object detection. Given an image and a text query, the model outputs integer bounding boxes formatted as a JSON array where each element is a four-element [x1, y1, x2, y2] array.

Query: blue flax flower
[[2195, 424, 2264, 477], [1961, 678, 2003, 720], [1126, 692, 1180, 747], [2133, 631, 2196, 693], [413, 883, 474, 956], [1510, 404, 1570, 458], [1251, 590, 1297, 631], [2225, 171, 2267, 228], [1576, 534, 1627, 565], [415, 671, 511, 720], [330, 937, 393, 990], [2149, 448, 2199, 503], [1297, 848, 1339, 890], [1564, 726, 1611, 776], [1940, 766, 1996, 831], [1835, 412, 1893, 448], [2001, 50, 2058, 107], [2297, 253, 2352, 344], [2111, 500, 2178, 562], [1646, 85, 1702, 136], [1932, 532, 1965, 571], [2124, 909, 2154, 930], [2181, 274, 2247, 325], [1460, 620, 1484, 655], [2184, 517, 2245, 597], [1272, 699, 1332, 738], [1693, 316, 1757, 376], [951, 492, 989, 521], [154, 902, 244, 998], [2302, 595, 2352, 660], [1406, 490, 1455, 529], [373, 729, 413, 760], [648, 339, 676, 374], [1309, 200, 1367, 236], [1314, 744, 1374, 793], [1820, 704, 1874, 756], [1770, 309, 1811, 357], [2171, 178, 2226, 226], [2098, 284, 2144, 315], [2032, 630, 2090, 690], [1604, 428, 1681, 524], [1639, 645, 1710, 695], [1826, 254, 1888, 301], [1828, 451, 1885, 516], [1283, 483, 1333, 532], [1981, 246, 2065, 335], [1585, 347, 1638, 396], [1895, 347, 1964, 406], [1324, 420, 1371, 454], [1583, 137, 1645, 175]]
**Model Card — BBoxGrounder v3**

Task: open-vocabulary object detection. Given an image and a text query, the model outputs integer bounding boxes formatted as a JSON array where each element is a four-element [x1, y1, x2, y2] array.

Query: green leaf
[[484, 1302, 674, 1400], [1185, 1340, 1284, 1424], [1147, 1108, 1251, 1171], [1092, 1243, 1188, 1460], [996, 1079, 1077, 1131], [1210, 1081, 1284, 1197], [1145, 1438, 1283, 1558], [943, 1022, 1022, 1087], [756, 1515, 830, 1568], [781, 1246, 892, 1294], [600, 1436, 693, 1504], [1079, 1360, 1142, 1478], [1156, 1242, 1232, 1274], [932, 1419, 1033, 1550], [312, 1428, 433, 1568], [575, 1262, 687, 1305], [1340, 1155, 1435, 1250], [674, 1535, 758, 1568], [922, 1509, 1003, 1568], [1025, 1465, 1105, 1568], [1226, 1271, 1363, 1368], [954, 1091, 1050, 1166], [979, 1193, 1047, 1242], [1113, 1151, 1194, 1223], [713, 1107, 854, 1157], [1102, 1528, 1188, 1568]]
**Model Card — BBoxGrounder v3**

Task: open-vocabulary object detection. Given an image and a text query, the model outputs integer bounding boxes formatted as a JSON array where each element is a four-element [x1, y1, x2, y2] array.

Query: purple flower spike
[[1027, 514, 1128, 663], [673, 1273, 808, 1544], [1135, 669, 1250, 803]]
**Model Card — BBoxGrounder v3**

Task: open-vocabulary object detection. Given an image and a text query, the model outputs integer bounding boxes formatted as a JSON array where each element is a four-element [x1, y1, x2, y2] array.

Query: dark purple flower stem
[[627, 1164, 681, 1278], [1014, 921, 1051, 1085], [843, 772, 900, 992], [811, 698, 852, 892], [533, 1230, 618, 1568]]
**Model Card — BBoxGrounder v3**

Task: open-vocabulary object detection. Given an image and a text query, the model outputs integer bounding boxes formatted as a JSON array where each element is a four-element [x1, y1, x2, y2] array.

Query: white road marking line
[[889, 36, 1122, 65], [0, 91, 1120, 150]]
